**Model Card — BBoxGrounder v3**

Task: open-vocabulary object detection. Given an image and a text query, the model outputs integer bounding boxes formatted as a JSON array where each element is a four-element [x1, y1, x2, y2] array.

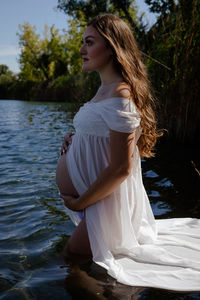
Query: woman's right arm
[[61, 129, 136, 211], [60, 132, 75, 155]]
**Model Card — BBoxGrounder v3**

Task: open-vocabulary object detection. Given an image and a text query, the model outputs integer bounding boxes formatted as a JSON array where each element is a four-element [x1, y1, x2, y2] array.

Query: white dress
[[65, 97, 200, 291]]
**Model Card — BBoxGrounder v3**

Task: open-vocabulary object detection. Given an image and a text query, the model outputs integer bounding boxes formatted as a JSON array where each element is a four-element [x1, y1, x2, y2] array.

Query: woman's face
[[80, 25, 113, 72]]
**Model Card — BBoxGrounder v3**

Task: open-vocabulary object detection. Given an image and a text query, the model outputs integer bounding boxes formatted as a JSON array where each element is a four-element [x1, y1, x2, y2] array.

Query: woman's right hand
[[60, 132, 75, 155]]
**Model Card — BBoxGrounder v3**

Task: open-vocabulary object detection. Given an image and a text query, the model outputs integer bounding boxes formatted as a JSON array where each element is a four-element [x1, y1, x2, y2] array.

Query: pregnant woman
[[56, 14, 200, 291]]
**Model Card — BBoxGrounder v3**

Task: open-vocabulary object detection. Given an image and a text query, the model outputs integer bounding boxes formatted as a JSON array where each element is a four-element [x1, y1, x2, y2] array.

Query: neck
[[98, 61, 123, 86], [100, 78, 123, 87]]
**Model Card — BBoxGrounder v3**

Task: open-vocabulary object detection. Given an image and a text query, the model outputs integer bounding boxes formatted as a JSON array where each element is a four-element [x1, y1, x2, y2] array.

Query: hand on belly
[[56, 153, 79, 197]]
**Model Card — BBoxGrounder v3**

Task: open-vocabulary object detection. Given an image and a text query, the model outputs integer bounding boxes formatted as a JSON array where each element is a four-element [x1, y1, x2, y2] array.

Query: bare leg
[[67, 217, 92, 256]]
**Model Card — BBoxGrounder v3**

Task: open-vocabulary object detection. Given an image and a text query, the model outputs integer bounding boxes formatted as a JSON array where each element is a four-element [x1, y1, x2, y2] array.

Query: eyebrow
[[82, 35, 95, 41]]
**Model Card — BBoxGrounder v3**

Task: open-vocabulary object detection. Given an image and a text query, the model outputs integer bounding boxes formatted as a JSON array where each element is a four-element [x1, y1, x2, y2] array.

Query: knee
[[67, 237, 85, 255], [67, 237, 92, 256], [67, 238, 78, 254]]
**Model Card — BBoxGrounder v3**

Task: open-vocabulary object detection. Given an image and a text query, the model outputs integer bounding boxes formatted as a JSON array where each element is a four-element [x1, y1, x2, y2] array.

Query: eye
[[86, 40, 93, 46], [81, 39, 93, 46]]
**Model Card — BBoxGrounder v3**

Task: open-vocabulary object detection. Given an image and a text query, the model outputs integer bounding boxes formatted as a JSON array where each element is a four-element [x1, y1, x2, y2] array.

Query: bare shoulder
[[111, 82, 131, 99]]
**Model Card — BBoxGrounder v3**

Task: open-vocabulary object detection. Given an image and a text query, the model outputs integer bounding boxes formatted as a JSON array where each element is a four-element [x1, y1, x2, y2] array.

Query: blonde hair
[[87, 13, 162, 158]]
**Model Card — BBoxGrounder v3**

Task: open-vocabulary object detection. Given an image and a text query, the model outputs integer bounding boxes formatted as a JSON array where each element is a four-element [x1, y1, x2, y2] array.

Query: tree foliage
[[145, 0, 200, 142], [17, 19, 86, 81], [57, 0, 141, 38], [145, 0, 175, 15], [0, 65, 16, 99], [17, 23, 70, 81], [0, 65, 16, 85]]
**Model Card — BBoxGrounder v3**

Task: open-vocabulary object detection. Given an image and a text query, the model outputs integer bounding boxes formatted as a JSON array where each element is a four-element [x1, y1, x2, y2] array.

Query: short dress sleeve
[[99, 98, 141, 133]]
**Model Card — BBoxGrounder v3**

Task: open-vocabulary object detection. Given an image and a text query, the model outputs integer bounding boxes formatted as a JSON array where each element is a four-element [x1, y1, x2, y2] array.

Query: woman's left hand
[[60, 193, 80, 211]]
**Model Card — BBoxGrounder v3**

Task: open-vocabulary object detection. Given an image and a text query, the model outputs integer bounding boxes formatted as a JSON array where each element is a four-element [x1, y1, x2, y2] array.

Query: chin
[[82, 65, 95, 72]]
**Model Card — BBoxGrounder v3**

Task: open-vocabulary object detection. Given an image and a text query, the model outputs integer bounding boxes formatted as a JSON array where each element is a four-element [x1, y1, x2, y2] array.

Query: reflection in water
[[62, 246, 144, 300], [65, 265, 107, 300], [65, 265, 144, 300]]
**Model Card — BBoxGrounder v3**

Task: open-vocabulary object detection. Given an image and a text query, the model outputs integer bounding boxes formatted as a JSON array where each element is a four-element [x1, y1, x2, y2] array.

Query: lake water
[[0, 100, 199, 300]]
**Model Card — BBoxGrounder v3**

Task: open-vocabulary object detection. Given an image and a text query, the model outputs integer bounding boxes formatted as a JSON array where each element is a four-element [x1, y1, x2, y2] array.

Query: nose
[[80, 44, 86, 55]]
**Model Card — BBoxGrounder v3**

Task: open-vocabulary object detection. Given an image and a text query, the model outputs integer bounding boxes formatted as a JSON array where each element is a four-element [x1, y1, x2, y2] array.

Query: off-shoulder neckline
[[88, 97, 131, 104]]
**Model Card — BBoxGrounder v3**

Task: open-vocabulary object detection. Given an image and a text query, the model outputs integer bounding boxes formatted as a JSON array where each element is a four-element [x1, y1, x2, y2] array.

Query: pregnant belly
[[56, 153, 79, 197]]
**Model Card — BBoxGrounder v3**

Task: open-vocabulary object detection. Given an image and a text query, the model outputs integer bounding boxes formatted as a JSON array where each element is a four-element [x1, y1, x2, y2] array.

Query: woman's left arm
[[61, 130, 136, 211]]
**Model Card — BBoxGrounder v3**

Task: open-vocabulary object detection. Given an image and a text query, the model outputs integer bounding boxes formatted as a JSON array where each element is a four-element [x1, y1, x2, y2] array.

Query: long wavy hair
[[87, 13, 162, 158]]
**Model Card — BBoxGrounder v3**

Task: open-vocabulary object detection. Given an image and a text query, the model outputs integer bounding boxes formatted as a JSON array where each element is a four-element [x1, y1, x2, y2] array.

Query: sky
[[0, 0, 158, 74]]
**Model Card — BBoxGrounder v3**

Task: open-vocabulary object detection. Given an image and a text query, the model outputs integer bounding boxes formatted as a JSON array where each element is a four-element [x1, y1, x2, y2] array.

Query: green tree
[[0, 65, 9, 75], [64, 18, 85, 75], [57, 0, 141, 38], [0, 65, 16, 99], [17, 23, 44, 81], [145, 0, 200, 142], [145, 0, 175, 16], [0, 64, 15, 83], [17, 23, 69, 81]]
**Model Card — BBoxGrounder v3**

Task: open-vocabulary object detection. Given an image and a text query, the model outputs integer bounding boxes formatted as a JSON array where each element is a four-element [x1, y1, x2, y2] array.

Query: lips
[[83, 58, 89, 62]]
